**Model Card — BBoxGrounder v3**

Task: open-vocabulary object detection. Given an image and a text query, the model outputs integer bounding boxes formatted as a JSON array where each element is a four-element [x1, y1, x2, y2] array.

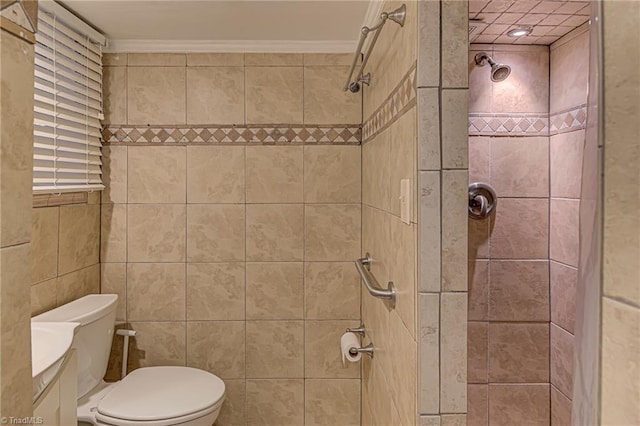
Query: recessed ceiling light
[[507, 27, 533, 37]]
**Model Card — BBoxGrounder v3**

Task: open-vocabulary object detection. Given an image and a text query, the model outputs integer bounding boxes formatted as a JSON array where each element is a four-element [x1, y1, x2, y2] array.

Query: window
[[33, 2, 106, 194]]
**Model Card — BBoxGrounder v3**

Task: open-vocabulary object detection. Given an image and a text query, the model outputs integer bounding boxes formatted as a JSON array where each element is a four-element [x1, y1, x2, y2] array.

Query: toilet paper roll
[[341, 332, 362, 365]]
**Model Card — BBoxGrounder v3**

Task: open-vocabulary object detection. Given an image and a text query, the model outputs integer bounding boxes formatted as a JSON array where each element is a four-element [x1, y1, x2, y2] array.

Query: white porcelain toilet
[[32, 294, 225, 426]]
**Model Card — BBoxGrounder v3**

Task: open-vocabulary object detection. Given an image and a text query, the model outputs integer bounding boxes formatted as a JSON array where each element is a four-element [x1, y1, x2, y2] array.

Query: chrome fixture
[[346, 324, 367, 336], [355, 254, 396, 308], [474, 52, 511, 82], [507, 26, 533, 37], [349, 342, 375, 358], [468, 182, 497, 220], [348, 73, 371, 93], [344, 4, 406, 93]]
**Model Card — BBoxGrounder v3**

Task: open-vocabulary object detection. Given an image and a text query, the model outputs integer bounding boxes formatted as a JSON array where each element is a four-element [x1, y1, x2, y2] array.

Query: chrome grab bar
[[343, 4, 406, 93], [354, 254, 396, 308]]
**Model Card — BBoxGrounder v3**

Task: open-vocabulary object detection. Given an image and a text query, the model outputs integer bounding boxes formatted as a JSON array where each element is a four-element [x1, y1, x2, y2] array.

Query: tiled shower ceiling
[[469, 0, 590, 45]]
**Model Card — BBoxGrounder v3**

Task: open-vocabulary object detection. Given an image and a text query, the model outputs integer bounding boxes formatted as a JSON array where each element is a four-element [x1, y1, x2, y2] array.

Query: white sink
[[31, 321, 79, 401]]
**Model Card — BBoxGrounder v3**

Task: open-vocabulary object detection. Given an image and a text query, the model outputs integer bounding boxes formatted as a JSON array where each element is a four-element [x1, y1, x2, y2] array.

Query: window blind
[[33, 4, 105, 194]]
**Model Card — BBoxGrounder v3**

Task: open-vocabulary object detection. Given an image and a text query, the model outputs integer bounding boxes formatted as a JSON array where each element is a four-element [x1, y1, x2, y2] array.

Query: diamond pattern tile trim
[[549, 104, 587, 135], [469, 113, 549, 136], [102, 125, 362, 145], [469, 105, 587, 137], [362, 64, 417, 143]]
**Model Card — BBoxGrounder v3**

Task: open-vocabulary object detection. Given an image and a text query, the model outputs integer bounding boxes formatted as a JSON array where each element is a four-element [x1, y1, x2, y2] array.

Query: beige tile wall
[[0, 24, 35, 417], [468, 43, 552, 426], [103, 52, 361, 126], [548, 24, 589, 426], [360, 1, 419, 424], [30, 194, 101, 316], [600, 2, 640, 425], [361, 1, 469, 425], [101, 52, 362, 426], [469, 44, 549, 115]]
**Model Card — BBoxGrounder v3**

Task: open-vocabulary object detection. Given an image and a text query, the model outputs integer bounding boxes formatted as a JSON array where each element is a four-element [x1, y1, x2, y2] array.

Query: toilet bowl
[[79, 367, 225, 426], [33, 295, 226, 426]]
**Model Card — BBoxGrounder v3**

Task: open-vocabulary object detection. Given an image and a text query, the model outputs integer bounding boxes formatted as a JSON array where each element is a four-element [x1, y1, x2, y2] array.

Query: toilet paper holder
[[346, 324, 366, 336], [349, 342, 374, 358], [345, 324, 374, 358]]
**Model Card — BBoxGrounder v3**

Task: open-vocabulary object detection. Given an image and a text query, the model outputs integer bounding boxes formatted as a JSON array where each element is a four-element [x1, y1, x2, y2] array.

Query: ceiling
[[60, 0, 375, 52], [469, 0, 590, 45]]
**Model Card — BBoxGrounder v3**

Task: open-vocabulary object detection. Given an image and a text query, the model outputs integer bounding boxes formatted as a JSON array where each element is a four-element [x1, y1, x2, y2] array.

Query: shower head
[[490, 62, 511, 82], [474, 52, 511, 82]]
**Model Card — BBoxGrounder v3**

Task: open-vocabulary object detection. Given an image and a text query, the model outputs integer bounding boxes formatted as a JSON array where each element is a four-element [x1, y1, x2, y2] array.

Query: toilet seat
[[95, 366, 225, 426]]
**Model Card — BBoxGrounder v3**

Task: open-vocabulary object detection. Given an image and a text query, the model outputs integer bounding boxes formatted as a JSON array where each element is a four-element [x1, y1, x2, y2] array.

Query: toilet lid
[[97, 366, 225, 422]]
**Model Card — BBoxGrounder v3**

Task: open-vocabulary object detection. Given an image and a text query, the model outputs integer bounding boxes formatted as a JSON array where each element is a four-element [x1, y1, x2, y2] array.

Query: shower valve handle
[[468, 182, 497, 220]]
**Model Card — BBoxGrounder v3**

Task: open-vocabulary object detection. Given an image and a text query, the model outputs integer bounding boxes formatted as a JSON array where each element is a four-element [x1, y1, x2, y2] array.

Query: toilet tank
[[32, 294, 118, 399]]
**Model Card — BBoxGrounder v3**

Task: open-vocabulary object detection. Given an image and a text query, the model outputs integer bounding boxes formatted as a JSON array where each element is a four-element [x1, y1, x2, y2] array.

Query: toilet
[[32, 294, 225, 426]]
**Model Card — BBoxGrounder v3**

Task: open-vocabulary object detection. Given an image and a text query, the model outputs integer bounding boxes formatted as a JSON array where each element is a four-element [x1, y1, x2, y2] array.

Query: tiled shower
[[467, 22, 589, 426]]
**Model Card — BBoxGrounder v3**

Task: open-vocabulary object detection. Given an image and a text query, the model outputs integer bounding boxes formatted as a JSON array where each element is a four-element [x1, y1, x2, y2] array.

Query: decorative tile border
[[469, 104, 587, 137], [468, 113, 549, 136], [549, 104, 587, 135], [102, 125, 361, 145], [362, 63, 417, 143]]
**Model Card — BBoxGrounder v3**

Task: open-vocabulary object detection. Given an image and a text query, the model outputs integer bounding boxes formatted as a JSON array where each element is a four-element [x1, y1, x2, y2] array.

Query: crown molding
[[104, 39, 358, 53]]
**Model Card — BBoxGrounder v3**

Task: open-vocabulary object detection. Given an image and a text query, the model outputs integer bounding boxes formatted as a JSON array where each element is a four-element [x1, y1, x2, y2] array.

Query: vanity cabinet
[[34, 349, 77, 426]]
